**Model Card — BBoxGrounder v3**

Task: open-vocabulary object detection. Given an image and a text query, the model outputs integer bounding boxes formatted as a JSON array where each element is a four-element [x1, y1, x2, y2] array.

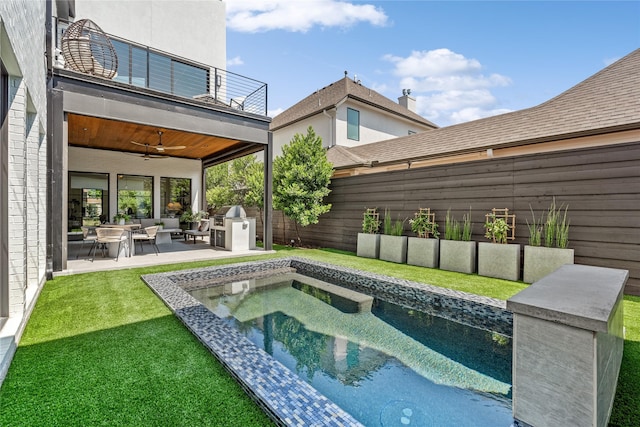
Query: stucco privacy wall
[[72, 0, 226, 70], [0, 0, 48, 382], [254, 140, 640, 294]]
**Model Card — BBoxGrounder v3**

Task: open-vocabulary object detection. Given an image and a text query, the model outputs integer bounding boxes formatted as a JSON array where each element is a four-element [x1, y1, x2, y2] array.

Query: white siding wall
[[0, 0, 47, 383], [272, 99, 431, 158], [69, 147, 203, 218], [72, 0, 226, 70], [272, 114, 331, 156], [335, 100, 423, 148]]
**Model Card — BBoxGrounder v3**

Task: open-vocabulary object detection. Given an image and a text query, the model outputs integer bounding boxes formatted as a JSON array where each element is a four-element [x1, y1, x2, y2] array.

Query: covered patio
[[48, 40, 274, 276]]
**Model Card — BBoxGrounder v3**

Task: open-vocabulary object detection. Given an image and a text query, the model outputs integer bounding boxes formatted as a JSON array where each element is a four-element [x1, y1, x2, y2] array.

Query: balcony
[[54, 18, 268, 117]]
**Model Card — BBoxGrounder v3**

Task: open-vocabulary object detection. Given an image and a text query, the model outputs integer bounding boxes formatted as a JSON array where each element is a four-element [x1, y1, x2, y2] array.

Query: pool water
[[189, 273, 513, 426]]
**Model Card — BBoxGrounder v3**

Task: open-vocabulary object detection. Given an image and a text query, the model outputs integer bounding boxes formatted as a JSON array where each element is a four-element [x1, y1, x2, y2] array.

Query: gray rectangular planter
[[439, 240, 476, 274], [356, 233, 380, 259], [478, 242, 521, 281], [379, 235, 408, 264], [523, 245, 575, 283], [407, 237, 439, 268]]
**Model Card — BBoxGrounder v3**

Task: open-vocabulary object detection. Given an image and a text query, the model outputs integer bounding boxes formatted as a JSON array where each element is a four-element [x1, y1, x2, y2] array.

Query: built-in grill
[[211, 205, 256, 251]]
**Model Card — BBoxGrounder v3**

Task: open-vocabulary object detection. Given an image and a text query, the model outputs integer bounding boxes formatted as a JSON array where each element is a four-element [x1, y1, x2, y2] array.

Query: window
[[347, 108, 359, 141], [160, 177, 191, 218], [111, 39, 208, 97], [117, 174, 153, 219], [68, 172, 110, 228]]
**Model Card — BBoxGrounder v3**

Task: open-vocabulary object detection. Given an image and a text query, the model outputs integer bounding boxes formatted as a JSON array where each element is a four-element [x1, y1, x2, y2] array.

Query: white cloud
[[384, 48, 512, 126], [226, 0, 388, 33], [227, 56, 244, 67], [268, 107, 284, 118]]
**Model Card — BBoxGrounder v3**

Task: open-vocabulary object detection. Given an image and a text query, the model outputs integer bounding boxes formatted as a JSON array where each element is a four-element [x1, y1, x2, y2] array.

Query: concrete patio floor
[[57, 236, 274, 276]]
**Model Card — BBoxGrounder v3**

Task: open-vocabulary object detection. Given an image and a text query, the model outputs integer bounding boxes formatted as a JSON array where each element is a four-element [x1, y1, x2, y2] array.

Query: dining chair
[[90, 227, 127, 262], [77, 226, 98, 259], [132, 226, 159, 255]]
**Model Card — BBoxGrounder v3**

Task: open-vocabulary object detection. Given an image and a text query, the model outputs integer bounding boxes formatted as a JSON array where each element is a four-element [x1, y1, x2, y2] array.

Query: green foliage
[[244, 160, 265, 211], [383, 209, 405, 236], [361, 208, 381, 234], [526, 206, 543, 246], [273, 126, 333, 244], [444, 208, 472, 241], [205, 156, 263, 210], [180, 209, 206, 223], [444, 209, 460, 241], [409, 210, 439, 238], [536, 197, 571, 249], [462, 209, 473, 241], [484, 214, 510, 244], [113, 212, 130, 223]]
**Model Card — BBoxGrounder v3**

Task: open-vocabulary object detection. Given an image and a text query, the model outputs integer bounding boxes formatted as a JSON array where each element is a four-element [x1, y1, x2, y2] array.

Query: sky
[[223, 0, 639, 127]]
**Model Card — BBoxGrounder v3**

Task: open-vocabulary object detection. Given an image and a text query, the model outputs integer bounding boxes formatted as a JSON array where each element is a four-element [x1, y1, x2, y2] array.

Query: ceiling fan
[[128, 143, 169, 161], [130, 130, 186, 152]]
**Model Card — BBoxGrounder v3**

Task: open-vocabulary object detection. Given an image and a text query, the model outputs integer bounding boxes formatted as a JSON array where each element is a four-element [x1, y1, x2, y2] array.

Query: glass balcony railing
[[54, 18, 268, 117]]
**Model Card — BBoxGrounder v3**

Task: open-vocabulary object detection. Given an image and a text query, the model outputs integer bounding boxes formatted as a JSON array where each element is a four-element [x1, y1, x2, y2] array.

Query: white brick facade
[[0, 0, 47, 383]]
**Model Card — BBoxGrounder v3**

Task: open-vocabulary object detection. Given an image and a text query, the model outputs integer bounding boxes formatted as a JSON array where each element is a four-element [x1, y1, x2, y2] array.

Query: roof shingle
[[270, 76, 438, 131]]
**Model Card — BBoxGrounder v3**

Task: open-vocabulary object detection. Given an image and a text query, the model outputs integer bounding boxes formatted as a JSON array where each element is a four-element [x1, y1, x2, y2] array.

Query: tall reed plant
[[444, 208, 472, 241], [383, 209, 405, 236], [526, 206, 543, 246]]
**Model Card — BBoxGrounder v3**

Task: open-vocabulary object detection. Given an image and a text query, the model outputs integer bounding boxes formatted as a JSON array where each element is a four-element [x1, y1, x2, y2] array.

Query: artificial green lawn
[[0, 246, 637, 426]]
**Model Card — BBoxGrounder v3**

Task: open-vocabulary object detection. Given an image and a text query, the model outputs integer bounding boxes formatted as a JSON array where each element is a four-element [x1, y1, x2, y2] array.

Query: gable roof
[[270, 76, 438, 131], [330, 48, 640, 169]]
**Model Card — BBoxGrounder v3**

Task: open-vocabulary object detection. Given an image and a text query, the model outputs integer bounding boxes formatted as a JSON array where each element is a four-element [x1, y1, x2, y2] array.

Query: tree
[[244, 160, 265, 224], [205, 156, 262, 210], [273, 126, 333, 245]]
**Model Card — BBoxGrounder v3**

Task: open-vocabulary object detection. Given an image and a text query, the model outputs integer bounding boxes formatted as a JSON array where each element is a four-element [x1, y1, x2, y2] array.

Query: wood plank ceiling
[[67, 114, 245, 160]]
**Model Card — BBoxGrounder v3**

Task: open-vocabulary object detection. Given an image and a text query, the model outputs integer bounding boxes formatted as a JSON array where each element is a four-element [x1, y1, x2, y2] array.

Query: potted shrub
[[379, 209, 408, 263], [407, 208, 440, 268], [154, 221, 165, 230], [113, 212, 130, 225], [523, 198, 574, 283], [356, 208, 381, 259], [180, 210, 205, 230], [439, 208, 476, 274], [478, 208, 520, 281]]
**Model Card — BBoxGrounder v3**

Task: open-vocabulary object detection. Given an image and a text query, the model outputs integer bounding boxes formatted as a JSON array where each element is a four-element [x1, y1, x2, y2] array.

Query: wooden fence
[[252, 141, 640, 294]]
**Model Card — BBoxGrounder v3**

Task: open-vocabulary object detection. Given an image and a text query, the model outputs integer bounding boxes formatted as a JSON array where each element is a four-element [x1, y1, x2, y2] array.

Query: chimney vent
[[398, 89, 416, 112]]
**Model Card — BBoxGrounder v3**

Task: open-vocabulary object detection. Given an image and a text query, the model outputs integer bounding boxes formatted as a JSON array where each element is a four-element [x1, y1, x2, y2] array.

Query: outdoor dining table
[[99, 223, 141, 257]]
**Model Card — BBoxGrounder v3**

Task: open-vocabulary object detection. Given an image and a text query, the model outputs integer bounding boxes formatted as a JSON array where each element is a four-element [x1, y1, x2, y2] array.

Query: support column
[[263, 132, 273, 251], [47, 88, 66, 273], [507, 264, 627, 427]]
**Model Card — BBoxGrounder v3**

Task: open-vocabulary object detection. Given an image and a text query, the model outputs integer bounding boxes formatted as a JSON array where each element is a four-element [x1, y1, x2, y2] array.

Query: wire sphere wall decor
[[61, 19, 118, 79]]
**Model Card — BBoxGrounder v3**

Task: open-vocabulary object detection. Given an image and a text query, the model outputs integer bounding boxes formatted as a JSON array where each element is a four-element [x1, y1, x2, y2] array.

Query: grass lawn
[[0, 246, 637, 426]]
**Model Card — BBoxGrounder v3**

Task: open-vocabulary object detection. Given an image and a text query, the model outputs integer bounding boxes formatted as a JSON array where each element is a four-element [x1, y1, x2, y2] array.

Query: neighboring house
[[270, 75, 437, 156], [327, 48, 640, 177], [1, 0, 274, 384]]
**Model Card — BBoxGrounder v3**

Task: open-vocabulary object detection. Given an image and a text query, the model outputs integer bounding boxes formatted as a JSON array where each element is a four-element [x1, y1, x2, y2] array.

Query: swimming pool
[[143, 257, 515, 426]]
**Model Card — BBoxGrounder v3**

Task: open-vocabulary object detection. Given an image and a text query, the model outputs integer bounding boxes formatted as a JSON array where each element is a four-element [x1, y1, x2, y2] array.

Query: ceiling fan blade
[[130, 140, 148, 147], [157, 145, 186, 151]]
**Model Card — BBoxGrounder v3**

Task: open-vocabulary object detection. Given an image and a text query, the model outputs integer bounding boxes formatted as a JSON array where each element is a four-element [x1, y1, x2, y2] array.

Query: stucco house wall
[[335, 100, 422, 148], [0, 0, 48, 382], [72, 0, 226, 70], [272, 115, 331, 155]]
